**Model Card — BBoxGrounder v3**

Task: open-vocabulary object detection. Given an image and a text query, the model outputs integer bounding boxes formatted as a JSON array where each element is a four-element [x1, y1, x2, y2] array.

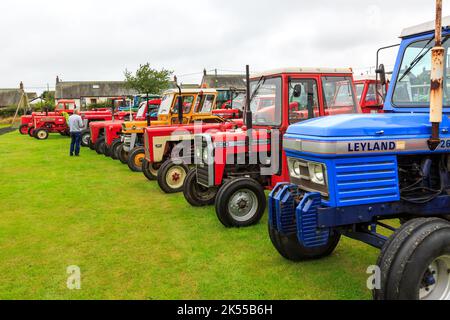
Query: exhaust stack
[[429, 0, 445, 150], [245, 65, 252, 130]]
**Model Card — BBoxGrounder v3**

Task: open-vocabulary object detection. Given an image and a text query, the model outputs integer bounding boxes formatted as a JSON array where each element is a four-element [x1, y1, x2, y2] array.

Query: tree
[[124, 63, 173, 95]]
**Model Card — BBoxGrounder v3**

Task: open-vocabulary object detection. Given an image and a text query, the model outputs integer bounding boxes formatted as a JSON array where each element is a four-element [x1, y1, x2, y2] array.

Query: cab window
[[322, 77, 357, 115], [288, 79, 319, 124], [199, 95, 215, 113], [173, 95, 195, 114]]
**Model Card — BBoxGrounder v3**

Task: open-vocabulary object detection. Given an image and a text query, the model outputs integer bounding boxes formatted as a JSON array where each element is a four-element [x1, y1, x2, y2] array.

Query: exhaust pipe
[[429, 0, 444, 150], [174, 76, 183, 124], [245, 65, 252, 130]]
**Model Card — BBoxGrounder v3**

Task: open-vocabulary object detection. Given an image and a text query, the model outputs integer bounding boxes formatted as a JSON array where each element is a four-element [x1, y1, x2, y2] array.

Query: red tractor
[[182, 67, 361, 227], [354, 76, 387, 113], [89, 98, 161, 156]]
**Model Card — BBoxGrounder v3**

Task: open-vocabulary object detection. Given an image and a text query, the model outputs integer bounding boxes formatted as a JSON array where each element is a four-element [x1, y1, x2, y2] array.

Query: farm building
[[55, 76, 138, 108], [0, 82, 36, 108], [200, 70, 246, 90]]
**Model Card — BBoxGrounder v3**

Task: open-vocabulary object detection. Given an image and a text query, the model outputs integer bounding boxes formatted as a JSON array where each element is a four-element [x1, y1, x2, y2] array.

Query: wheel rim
[[82, 134, 90, 145], [165, 165, 186, 189], [37, 131, 46, 139], [20, 126, 28, 134], [420, 255, 450, 300], [227, 188, 258, 222], [134, 153, 145, 167]]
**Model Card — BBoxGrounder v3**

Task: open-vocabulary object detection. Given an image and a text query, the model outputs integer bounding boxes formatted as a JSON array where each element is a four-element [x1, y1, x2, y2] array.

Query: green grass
[[0, 132, 381, 300]]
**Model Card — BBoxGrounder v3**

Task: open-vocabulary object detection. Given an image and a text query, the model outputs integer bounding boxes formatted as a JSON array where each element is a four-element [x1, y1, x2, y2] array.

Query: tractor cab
[[55, 99, 78, 113], [269, 13, 450, 300], [354, 76, 386, 113], [183, 68, 360, 227]]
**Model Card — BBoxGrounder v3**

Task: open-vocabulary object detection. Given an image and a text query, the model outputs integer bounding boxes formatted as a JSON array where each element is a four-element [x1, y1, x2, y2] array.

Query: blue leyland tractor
[[269, 12, 450, 299]]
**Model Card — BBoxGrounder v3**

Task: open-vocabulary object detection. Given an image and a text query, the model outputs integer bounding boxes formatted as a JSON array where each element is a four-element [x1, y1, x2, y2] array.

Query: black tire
[[375, 218, 450, 300], [19, 124, 29, 135], [270, 222, 340, 261], [110, 139, 122, 160], [94, 137, 106, 155], [104, 143, 111, 157], [127, 147, 146, 172], [34, 129, 49, 140], [81, 131, 91, 147], [28, 126, 35, 137], [142, 159, 160, 181], [117, 144, 129, 164], [157, 159, 190, 194], [182, 169, 218, 206], [214, 178, 266, 228]]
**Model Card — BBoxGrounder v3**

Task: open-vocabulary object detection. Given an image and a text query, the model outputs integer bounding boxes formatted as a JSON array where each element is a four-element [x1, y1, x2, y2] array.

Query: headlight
[[202, 148, 209, 163], [308, 162, 325, 185], [288, 159, 302, 178]]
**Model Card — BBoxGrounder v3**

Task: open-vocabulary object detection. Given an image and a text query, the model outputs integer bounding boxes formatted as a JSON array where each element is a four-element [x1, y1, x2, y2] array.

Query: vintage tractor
[[89, 98, 161, 156], [184, 66, 361, 227], [354, 76, 386, 113], [118, 88, 241, 173], [269, 4, 450, 300], [80, 97, 141, 147]]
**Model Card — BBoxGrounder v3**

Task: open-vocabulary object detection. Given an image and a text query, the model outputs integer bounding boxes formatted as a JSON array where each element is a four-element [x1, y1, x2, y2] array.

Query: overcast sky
[[0, 0, 448, 93]]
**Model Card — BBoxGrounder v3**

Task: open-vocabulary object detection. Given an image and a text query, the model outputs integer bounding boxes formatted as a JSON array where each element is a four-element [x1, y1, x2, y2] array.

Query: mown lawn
[[0, 131, 381, 300]]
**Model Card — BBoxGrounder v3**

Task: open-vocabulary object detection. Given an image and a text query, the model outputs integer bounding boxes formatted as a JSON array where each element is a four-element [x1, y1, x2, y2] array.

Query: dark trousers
[[70, 132, 82, 155]]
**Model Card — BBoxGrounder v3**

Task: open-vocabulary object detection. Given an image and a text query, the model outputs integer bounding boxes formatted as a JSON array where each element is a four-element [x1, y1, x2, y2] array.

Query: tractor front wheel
[[94, 137, 106, 155], [110, 139, 122, 160], [268, 222, 340, 262], [374, 218, 450, 300], [19, 124, 29, 135], [183, 169, 218, 206], [28, 126, 35, 137], [127, 147, 146, 172], [215, 178, 266, 228], [142, 159, 160, 181], [157, 160, 189, 194], [34, 129, 49, 140], [81, 131, 91, 147], [117, 144, 129, 164]]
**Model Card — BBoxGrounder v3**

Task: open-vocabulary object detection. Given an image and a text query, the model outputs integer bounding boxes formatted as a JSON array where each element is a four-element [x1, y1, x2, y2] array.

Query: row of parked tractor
[[18, 8, 450, 300]]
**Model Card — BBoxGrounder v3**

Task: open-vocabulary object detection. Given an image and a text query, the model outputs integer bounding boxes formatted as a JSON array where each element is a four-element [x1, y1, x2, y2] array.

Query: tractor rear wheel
[[34, 129, 49, 140], [19, 124, 29, 135], [183, 169, 217, 206], [110, 140, 122, 160], [375, 218, 450, 300], [215, 178, 266, 228], [142, 159, 160, 181], [127, 147, 146, 172], [81, 131, 91, 147], [117, 144, 129, 164], [94, 137, 106, 155], [157, 160, 190, 193], [28, 126, 35, 137]]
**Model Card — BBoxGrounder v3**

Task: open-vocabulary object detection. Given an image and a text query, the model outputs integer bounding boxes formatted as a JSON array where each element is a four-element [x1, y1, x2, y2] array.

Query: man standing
[[68, 109, 84, 156]]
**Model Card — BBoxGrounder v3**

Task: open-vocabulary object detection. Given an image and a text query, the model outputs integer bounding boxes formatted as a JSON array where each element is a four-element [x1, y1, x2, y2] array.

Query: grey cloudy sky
[[0, 0, 448, 93]]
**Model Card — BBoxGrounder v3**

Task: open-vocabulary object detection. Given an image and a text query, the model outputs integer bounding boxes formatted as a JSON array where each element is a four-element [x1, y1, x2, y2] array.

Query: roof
[[55, 81, 138, 99], [0, 89, 23, 106], [26, 92, 38, 101], [400, 16, 450, 38], [201, 74, 246, 89], [163, 88, 217, 95], [251, 67, 353, 78], [353, 74, 378, 81]]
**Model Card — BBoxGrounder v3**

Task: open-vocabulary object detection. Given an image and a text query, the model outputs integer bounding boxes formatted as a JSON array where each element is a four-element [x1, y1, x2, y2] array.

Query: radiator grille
[[334, 156, 400, 207]]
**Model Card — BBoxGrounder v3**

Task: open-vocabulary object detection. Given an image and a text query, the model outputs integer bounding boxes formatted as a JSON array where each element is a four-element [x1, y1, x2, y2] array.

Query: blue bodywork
[[269, 28, 450, 249]]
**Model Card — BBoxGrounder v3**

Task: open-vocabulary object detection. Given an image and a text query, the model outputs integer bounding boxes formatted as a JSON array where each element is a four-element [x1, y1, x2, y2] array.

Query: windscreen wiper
[[398, 36, 435, 82], [249, 76, 266, 103]]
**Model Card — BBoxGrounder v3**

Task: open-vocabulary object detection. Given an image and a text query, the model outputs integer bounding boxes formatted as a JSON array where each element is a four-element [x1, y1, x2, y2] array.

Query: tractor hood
[[286, 113, 450, 138]]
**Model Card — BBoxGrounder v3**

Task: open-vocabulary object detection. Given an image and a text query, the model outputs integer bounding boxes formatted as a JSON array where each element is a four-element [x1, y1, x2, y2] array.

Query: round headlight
[[311, 164, 324, 183], [292, 160, 301, 176], [203, 148, 209, 163]]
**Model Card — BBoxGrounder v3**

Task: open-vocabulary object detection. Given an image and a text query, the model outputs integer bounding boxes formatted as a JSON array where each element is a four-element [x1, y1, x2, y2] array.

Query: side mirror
[[293, 84, 302, 98], [376, 64, 387, 86]]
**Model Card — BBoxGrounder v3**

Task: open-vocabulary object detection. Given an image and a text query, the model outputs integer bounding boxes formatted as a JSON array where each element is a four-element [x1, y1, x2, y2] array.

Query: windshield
[[355, 83, 364, 101], [158, 94, 174, 115], [321, 77, 357, 114], [136, 102, 147, 117], [250, 77, 282, 126], [393, 37, 450, 107]]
